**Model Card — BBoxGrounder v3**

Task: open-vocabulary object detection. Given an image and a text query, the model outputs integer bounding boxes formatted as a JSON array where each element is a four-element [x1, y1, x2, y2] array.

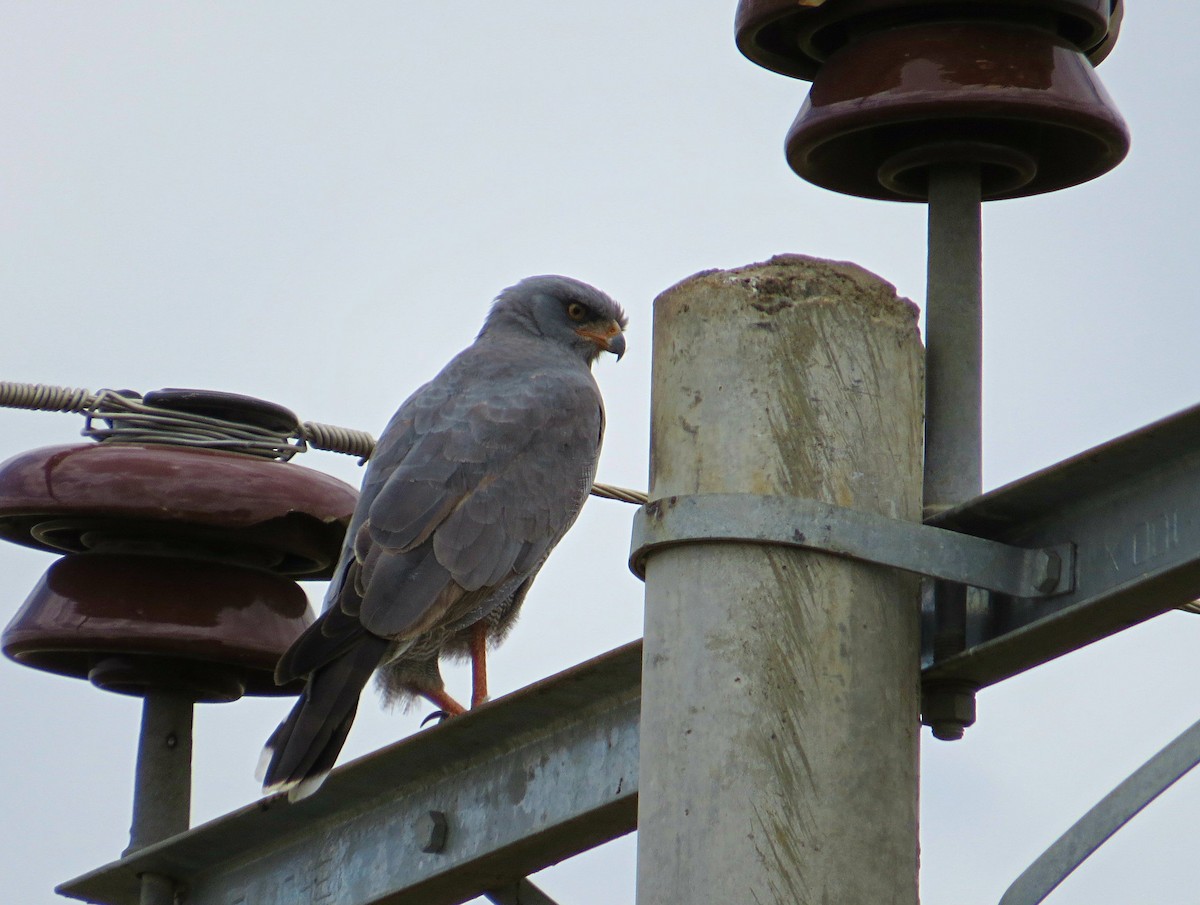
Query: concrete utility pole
[[637, 255, 924, 904]]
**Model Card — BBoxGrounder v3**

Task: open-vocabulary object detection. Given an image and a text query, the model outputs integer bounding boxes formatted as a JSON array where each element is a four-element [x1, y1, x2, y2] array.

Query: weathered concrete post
[[636, 255, 924, 904]]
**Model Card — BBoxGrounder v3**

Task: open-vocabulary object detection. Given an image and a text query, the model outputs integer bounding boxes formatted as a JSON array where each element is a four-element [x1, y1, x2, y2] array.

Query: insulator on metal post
[[0, 388, 359, 898], [735, 0, 1128, 202], [733, 0, 1130, 742], [736, 0, 1121, 78]]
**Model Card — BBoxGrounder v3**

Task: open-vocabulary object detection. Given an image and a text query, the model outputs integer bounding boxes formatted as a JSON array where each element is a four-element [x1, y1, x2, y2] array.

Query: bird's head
[[483, 275, 628, 365]]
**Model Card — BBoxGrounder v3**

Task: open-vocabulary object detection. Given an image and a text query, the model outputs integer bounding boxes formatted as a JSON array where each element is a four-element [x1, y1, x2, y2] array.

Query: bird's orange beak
[[575, 321, 626, 360]]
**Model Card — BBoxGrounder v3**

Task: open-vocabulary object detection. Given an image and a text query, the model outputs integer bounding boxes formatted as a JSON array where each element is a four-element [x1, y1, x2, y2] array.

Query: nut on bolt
[[417, 810, 449, 853], [922, 681, 978, 741], [1033, 549, 1063, 595]]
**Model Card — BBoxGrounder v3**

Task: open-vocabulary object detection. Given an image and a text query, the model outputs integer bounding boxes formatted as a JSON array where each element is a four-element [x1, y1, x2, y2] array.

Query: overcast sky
[[2, 4, 1200, 904]]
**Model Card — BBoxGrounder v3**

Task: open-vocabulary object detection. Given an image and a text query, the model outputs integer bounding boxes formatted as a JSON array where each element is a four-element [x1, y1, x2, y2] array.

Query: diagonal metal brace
[[629, 493, 1075, 599], [1000, 713, 1200, 905]]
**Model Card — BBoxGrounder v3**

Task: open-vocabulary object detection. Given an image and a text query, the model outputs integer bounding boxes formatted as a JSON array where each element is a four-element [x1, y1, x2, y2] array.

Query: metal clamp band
[[629, 493, 1074, 598]]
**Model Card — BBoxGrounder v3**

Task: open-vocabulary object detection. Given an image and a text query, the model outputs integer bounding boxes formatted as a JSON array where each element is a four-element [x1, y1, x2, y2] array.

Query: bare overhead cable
[[0, 380, 646, 504]]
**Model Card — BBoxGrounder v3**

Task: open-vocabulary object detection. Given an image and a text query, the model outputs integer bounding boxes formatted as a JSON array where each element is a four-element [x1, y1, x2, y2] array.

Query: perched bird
[[259, 275, 626, 801]]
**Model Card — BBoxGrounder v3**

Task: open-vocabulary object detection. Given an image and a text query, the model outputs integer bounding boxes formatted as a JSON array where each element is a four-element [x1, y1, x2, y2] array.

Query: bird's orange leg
[[470, 621, 489, 708], [419, 687, 466, 717]]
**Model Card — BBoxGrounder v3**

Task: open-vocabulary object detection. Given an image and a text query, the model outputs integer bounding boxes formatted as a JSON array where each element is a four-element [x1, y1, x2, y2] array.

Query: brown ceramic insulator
[[140, 387, 302, 434], [0, 443, 357, 578], [1087, 0, 1122, 65], [783, 20, 1130, 201], [735, 0, 1118, 80], [2, 554, 314, 701]]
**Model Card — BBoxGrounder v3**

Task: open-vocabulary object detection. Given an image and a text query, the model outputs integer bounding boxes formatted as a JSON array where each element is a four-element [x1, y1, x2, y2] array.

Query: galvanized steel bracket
[[629, 493, 1075, 599]]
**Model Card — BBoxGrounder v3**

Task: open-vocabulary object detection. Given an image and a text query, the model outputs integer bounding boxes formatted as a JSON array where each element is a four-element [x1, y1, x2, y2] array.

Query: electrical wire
[[0, 380, 648, 504]]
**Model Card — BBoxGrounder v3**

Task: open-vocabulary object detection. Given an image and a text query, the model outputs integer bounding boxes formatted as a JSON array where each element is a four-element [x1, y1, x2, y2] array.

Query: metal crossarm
[[925, 401, 1200, 689], [629, 402, 1200, 697], [629, 493, 1074, 598], [58, 643, 641, 905], [485, 879, 565, 905]]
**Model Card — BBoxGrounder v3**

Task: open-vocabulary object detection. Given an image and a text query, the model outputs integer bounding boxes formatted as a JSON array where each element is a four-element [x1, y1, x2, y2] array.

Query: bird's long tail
[[257, 634, 390, 802]]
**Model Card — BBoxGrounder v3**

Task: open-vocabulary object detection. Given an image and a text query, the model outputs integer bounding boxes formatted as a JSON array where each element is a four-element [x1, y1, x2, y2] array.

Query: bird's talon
[[421, 710, 451, 727]]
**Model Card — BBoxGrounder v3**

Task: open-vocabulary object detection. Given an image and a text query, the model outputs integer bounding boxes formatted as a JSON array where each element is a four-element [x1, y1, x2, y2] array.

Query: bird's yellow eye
[[566, 302, 588, 322]]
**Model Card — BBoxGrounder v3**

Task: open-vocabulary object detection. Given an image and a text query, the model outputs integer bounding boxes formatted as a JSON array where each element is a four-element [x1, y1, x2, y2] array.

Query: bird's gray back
[[323, 332, 604, 644]]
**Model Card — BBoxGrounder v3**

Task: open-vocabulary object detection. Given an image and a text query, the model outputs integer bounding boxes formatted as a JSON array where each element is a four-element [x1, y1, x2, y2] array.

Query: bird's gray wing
[[275, 370, 465, 683], [350, 363, 603, 640]]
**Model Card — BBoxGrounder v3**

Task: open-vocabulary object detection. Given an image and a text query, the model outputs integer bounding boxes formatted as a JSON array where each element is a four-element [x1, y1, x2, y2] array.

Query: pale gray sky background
[[2, 4, 1199, 903]]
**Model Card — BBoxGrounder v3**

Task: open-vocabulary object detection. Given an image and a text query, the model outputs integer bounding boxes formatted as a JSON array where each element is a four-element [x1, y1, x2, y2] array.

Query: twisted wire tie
[[0, 381, 648, 505], [0, 381, 97, 413]]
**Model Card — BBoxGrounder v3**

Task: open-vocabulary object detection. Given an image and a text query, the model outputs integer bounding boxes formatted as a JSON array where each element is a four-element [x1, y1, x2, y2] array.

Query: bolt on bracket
[[629, 493, 1075, 599]]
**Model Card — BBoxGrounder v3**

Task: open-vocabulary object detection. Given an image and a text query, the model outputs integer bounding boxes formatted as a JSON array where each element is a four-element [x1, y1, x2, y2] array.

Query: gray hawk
[[259, 275, 626, 800]]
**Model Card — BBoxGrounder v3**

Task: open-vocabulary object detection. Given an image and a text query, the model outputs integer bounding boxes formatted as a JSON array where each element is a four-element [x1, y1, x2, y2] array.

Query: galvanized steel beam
[[629, 403, 1200, 701], [484, 878, 564, 905], [58, 642, 641, 905], [924, 402, 1200, 690]]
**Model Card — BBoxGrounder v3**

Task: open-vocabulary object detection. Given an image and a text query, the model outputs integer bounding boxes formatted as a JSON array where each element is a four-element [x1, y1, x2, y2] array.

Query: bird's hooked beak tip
[[608, 331, 626, 361]]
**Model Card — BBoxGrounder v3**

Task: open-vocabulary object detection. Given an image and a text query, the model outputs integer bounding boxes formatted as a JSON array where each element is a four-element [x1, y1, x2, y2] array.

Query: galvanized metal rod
[[137, 873, 176, 905], [922, 163, 984, 738], [1000, 714, 1200, 905], [637, 256, 923, 904], [127, 691, 194, 852], [126, 690, 193, 905], [924, 161, 983, 515]]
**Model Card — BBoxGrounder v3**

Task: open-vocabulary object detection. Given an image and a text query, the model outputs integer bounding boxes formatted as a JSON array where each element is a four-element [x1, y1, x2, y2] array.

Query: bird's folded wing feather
[[338, 361, 603, 641]]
